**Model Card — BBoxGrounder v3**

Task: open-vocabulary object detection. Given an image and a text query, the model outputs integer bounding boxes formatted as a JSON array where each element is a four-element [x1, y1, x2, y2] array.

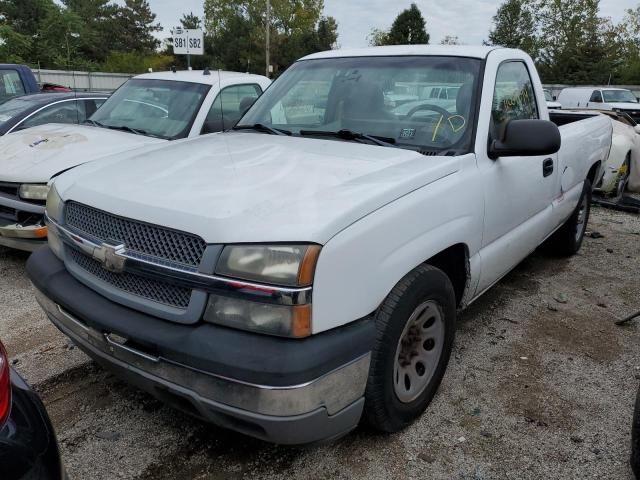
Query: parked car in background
[[0, 92, 108, 136], [558, 87, 640, 123], [583, 110, 640, 197], [0, 65, 40, 104], [29, 45, 611, 445], [544, 89, 561, 109], [0, 69, 270, 252], [0, 340, 65, 479], [391, 84, 461, 117]]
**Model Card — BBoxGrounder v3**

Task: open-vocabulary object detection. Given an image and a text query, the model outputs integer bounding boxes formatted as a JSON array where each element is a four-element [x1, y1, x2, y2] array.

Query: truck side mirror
[[489, 119, 561, 160]]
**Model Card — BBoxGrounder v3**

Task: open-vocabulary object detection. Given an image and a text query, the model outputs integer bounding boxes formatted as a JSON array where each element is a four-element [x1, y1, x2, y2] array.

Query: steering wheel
[[405, 104, 466, 143], [405, 103, 452, 119]]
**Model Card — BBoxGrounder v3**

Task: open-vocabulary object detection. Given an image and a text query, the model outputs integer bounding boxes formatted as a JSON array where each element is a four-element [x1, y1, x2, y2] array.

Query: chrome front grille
[[64, 202, 206, 267], [68, 248, 192, 309]]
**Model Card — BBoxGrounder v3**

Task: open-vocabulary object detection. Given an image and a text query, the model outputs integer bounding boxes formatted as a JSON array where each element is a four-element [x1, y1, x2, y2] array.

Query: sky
[[141, 0, 638, 47]]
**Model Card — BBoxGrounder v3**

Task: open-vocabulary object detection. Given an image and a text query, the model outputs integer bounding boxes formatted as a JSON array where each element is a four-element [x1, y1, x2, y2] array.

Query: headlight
[[45, 184, 63, 222], [204, 295, 311, 337], [19, 184, 49, 201], [215, 244, 321, 286]]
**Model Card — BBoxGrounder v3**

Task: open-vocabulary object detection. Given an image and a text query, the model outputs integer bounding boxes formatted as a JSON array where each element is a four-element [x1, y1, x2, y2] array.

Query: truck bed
[[549, 110, 600, 127]]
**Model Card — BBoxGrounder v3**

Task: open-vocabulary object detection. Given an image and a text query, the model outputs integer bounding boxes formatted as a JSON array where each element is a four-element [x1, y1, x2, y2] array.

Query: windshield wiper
[[102, 124, 164, 139], [298, 129, 397, 148], [82, 119, 106, 128], [233, 123, 291, 136]]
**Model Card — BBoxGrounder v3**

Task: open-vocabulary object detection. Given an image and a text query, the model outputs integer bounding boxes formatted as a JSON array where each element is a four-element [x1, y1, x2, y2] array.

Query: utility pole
[[265, 0, 271, 78]]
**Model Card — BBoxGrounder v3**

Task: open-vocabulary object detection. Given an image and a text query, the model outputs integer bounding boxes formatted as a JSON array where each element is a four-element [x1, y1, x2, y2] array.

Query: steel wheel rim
[[393, 300, 445, 403], [575, 194, 588, 242]]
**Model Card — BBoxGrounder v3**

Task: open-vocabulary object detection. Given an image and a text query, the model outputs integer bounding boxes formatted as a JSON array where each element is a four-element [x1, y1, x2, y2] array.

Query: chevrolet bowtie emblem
[[92, 243, 126, 273]]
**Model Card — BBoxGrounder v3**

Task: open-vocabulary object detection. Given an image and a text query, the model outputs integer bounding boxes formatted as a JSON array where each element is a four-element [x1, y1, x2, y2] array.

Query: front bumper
[[28, 247, 375, 444]]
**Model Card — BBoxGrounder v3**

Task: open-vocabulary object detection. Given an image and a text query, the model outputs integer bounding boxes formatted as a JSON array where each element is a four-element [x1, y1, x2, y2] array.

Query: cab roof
[[133, 70, 269, 86], [300, 45, 501, 61]]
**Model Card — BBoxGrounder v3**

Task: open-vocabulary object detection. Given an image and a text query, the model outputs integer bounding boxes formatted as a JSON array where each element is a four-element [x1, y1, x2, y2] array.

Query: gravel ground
[[1, 205, 639, 480]]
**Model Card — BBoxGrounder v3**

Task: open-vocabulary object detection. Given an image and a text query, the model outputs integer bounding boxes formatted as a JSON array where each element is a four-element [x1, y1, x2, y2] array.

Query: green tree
[[62, 0, 121, 64], [317, 16, 338, 50], [180, 12, 202, 30], [368, 28, 389, 47], [387, 3, 429, 45], [0, 0, 54, 36], [203, 0, 335, 73], [487, 0, 537, 58], [369, 3, 429, 46], [536, 0, 613, 84], [0, 24, 32, 63], [440, 35, 460, 45], [614, 6, 640, 83], [114, 0, 162, 54]]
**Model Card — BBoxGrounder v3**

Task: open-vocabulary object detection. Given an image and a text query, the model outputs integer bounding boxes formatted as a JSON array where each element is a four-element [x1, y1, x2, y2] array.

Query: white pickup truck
[[0, 70, 270, 251], [28, 46, 611, 445]]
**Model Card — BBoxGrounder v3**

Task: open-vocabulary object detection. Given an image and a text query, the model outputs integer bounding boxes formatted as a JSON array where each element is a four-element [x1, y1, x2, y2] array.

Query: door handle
[[543, 158, 554, 177]]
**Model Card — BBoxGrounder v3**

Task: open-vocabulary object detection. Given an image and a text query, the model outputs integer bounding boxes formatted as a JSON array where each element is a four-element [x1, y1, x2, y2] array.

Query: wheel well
[[587, 161, 601, 187], [424, 244, 469, 308]]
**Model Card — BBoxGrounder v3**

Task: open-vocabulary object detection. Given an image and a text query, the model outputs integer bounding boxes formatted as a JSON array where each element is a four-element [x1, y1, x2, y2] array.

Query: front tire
[[364, 265, 456, 433], [546, 179, 592, 256]]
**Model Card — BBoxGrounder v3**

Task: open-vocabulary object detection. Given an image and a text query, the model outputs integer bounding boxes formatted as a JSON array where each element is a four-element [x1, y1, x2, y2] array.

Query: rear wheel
[[545, 179, 592, 256], [364, 265, 456, 433]]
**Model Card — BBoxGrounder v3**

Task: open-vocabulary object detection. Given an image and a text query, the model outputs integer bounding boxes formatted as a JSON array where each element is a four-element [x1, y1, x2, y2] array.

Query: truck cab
[[0, 65, 40, 104]]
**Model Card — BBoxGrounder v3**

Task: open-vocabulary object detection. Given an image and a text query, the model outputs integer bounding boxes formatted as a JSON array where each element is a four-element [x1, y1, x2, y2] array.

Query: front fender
[[312, 160, 483, 334]]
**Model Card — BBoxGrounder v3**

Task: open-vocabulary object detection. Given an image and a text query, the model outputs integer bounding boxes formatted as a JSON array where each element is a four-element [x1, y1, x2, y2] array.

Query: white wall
[[32, 69, 134, 91]]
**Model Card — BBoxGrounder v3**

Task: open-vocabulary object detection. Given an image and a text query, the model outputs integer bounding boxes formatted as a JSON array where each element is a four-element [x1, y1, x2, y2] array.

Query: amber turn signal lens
[[298, 245, 321, 286], [291, 304, 312, 338], [33, 227, 48, 238]]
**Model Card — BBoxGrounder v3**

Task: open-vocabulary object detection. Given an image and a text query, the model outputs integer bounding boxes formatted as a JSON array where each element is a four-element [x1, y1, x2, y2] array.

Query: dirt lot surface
[[1, 205, 639, 480]]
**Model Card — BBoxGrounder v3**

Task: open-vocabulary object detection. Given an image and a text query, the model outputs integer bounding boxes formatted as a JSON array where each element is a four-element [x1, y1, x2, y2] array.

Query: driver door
[[475, 57, 558, 294]]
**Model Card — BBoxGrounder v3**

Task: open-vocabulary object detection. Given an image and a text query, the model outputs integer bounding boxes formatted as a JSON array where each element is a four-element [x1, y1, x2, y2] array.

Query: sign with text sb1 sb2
[[173, 27, 204, 55]]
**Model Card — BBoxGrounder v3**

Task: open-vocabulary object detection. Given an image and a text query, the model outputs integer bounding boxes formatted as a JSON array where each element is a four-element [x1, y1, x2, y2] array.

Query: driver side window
[[202, 84, 262, 134], [491, 61, 538, 140], [589, 90, 603, 103]]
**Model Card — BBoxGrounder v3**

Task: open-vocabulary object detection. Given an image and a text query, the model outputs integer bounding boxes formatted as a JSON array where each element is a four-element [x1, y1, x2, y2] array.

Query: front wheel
[[364, 265, 456, 433], [545, 179, 592, 257]]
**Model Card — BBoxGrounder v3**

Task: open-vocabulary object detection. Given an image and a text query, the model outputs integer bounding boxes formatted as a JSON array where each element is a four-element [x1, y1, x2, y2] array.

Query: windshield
[[90, 79, 210, 139], [238, 56, 481, 153], [602, 89, 638, 104], [544, 90, 553, 102], [0, 96, 42, 126]]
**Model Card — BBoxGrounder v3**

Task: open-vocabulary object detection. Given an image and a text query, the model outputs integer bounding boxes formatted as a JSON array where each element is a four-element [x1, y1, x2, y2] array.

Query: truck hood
[[0, 124, 165, 183], [56, 132, 463, 244], [607, 103, 640, 111]]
